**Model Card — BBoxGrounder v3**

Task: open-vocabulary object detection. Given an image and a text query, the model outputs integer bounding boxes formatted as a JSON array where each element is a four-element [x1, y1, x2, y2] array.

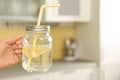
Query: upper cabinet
[[0, 0, 91, 23], [45, 0, 91, 22], [0, 0, 41, 22]]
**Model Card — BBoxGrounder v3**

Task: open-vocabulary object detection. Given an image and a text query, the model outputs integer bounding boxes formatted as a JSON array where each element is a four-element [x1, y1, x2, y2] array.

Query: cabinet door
[[45, 0, 91, 22]]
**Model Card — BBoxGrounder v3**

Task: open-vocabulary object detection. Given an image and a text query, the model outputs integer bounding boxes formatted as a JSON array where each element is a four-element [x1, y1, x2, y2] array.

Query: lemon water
[[22, 46, 52, 72]]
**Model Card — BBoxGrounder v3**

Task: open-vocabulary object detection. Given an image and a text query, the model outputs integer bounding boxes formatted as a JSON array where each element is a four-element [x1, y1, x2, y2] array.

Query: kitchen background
[[0, 0, 119, 80], [1, 0, 98, 80]]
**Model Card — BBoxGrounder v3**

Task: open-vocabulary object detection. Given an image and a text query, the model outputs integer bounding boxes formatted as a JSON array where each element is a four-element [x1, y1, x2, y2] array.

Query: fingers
[[12, 35, 23, 57], [14, 48, 22, 58], [12, 44, 22, 56], [16, 39, 22, 48], [16, 39, 22, 44], [14, 50, 22, 54], [12, 44, 22, 49], [15, 34, 23, 43], [12, 40, 23, 57], [12, 44, 18, 49]]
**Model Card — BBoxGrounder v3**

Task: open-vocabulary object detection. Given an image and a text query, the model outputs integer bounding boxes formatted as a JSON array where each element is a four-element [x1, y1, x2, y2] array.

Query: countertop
[[0, 61, 97, 79]]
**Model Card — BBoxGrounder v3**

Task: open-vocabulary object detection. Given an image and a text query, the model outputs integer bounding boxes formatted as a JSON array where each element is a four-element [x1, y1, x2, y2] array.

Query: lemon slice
[[23, 47, 51, 58]]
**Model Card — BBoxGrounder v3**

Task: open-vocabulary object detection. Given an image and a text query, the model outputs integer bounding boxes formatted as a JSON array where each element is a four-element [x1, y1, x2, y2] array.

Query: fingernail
[[15, 50, 22, 54]]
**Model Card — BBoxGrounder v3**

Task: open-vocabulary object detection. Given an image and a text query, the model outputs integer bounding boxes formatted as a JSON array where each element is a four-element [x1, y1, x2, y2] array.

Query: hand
[[0, 35, 23, 69]]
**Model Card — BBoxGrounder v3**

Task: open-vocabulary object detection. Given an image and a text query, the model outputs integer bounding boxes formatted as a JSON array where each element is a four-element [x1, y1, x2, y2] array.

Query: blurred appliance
[[63, 37, 77, 61]]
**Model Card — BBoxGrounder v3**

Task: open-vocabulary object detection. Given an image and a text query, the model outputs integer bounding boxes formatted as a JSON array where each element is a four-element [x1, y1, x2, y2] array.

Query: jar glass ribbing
[[22, 25, 52, 72]]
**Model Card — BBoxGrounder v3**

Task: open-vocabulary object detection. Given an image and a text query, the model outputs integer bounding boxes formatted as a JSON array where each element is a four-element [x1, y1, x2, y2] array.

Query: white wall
[[100, 0, 120, 64], [76, 0, 99, 63], [100, 0, 120, 80]]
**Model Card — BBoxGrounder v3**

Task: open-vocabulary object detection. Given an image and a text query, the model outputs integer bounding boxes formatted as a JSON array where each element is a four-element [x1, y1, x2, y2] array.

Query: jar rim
[[26, 25, 50, 31]]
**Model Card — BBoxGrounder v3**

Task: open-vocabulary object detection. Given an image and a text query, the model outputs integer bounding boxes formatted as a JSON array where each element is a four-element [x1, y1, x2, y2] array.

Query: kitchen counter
[[0, 61, 97, 79]]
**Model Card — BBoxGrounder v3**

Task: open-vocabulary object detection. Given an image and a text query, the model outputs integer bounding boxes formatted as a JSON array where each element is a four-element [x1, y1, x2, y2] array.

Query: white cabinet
[[45, 0, 91, 22], [0, 0, 42, 22], [0, 0, 91, 23]]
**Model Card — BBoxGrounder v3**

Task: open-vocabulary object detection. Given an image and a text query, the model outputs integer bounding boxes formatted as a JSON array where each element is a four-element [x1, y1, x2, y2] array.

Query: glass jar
[[22, 25, 52, 72]]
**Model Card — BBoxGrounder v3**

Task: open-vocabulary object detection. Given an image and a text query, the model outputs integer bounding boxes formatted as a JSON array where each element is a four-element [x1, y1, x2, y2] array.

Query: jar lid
[[26, 25, 50, 32]]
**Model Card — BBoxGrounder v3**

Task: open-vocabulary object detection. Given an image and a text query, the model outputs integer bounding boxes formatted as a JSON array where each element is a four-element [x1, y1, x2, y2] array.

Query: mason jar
[[22, 25, 52, 72]]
